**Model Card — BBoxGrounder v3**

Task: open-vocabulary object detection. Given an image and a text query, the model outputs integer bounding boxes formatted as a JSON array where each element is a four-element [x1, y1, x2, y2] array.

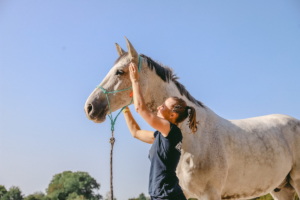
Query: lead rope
[[109, 130, 114, 200], [96, 55, 141, 200]]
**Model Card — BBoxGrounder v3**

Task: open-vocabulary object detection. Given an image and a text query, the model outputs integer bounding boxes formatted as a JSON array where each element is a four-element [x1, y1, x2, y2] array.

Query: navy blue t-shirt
[[148, 121, 184, 198]]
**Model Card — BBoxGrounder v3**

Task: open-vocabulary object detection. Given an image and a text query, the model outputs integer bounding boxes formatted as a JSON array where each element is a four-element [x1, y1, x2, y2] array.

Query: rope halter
[[95, 55, 141, 131]]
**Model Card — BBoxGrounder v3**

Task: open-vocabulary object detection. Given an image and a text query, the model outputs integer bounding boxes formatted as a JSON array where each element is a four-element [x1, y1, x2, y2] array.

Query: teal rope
[[96, 55, 141, 131]]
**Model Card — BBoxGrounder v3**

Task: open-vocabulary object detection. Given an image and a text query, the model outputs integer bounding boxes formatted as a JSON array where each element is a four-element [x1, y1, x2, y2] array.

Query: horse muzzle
[[84, 101, 108, 123]]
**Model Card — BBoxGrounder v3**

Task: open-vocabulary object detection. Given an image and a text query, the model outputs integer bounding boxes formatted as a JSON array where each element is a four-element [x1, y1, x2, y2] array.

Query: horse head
[[84, 37, 149, 123]]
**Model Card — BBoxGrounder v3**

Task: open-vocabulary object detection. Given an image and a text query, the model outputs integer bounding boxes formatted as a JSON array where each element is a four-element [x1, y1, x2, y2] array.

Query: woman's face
[[157, 98, 177, 122]]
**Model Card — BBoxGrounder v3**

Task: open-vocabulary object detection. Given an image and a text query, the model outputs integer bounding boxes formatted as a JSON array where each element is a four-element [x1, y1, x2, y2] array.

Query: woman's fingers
[[129, 63, 137, 73], [129, 62, 139, 82]]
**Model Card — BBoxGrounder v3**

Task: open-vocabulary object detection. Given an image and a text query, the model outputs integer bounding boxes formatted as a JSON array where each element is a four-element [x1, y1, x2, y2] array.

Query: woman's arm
[[123, 107, 155, 144], [129, 63, 171, 137]]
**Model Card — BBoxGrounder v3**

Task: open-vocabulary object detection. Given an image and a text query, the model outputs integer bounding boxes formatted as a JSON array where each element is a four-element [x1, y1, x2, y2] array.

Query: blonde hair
[[169, 97, 199, 134]]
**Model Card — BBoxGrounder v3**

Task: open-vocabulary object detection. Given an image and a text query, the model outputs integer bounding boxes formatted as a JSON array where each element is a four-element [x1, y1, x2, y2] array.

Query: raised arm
[[129, 63, 171, 137], [122, 106, 155, 144]]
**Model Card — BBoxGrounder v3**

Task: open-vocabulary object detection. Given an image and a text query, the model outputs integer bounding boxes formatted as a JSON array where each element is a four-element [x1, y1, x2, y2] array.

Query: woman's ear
[[170, 112, 179, 120]]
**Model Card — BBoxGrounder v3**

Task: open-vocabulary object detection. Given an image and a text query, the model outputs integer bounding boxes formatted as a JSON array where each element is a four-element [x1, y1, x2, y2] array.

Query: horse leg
[[270, 183, 295, 200], [290, 161, 300, 198], [290, 178, 300, 199]]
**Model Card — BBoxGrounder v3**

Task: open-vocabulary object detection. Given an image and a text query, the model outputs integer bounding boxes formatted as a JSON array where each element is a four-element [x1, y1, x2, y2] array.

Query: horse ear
[[115, 43, 125, 57], [124, 37, 139, 64]]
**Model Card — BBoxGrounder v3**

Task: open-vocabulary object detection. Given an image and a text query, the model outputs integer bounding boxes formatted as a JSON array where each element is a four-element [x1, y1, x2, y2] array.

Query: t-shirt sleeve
[[154, 131, 159, 138], [165, 121, 181, 141], [161, 122, 183, 154]]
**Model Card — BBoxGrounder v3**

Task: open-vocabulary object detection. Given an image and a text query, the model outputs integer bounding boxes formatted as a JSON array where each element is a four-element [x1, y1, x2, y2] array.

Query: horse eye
[[116, 70, 125, 76]]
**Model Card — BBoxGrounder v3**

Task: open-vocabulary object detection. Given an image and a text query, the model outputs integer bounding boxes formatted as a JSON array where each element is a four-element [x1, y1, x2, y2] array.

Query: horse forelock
[[140, 54, 205, 108]]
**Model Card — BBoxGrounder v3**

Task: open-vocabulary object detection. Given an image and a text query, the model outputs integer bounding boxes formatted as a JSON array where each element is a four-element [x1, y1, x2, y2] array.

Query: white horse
[[84, 38, 300, 200]]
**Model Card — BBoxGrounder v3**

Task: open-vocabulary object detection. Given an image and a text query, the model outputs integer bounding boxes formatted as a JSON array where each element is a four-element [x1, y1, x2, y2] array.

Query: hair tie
[[186, 106, 190, 111]]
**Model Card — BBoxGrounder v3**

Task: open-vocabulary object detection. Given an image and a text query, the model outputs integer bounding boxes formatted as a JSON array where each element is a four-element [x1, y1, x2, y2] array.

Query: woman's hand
[[129, 62, 139, 82]]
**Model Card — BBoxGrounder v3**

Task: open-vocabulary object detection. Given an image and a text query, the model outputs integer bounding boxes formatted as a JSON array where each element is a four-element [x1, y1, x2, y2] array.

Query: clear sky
[[0, 1, 299, 200]]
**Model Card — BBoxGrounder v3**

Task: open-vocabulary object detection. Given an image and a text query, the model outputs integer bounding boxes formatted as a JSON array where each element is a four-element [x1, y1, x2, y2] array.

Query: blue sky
[[0, 1, 299, 199]]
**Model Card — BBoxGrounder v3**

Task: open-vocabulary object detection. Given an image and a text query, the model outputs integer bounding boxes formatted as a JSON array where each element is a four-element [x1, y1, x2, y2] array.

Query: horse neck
[[142, 62, 226, 141]]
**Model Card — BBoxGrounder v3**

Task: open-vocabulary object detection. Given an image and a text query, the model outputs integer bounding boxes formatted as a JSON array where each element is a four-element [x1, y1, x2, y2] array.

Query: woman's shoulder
[[155, 121, 182, 140], [165, 121, 182, 140]]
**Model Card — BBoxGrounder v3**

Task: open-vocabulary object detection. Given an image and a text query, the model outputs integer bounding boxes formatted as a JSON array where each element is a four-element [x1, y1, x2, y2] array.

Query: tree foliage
[[138, 193, 146, 200], [65, 192, 86, 200], [128, 193, 150, 200], [46, 171, 102, 200], [0, 186, 7, 199], [24, 192, 45, 200], [1, 186, 24, 200]]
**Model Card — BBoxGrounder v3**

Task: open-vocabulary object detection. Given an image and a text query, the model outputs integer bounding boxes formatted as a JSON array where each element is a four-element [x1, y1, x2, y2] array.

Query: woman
[[123, 62, 198, 200]]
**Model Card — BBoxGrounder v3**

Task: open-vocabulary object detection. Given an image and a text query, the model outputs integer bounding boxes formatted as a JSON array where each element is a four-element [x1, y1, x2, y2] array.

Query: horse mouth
[[93, 107, 108, 123]]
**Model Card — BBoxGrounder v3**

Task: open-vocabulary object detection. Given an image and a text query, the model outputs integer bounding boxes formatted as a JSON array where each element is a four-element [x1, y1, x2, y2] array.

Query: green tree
[[66, 192, 86, 200], [0, 185, 7, 199], [138, 193, 146, 200], [41, 196, 51, 200], [24, 192, 45, 200], [25, 195, 40, 200], [1, 186, 24, 200], [128, 193, 150, 200], [46, 171, 102, 200]]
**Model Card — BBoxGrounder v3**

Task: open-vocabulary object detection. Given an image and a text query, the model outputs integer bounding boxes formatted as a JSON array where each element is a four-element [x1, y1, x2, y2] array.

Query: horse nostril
[[87, 104, 93, 114]]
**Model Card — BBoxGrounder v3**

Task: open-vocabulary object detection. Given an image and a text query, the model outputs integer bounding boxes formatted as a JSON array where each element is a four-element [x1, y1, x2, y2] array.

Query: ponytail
[[170, 97, 199, 134], [186, 106, 198, 134]]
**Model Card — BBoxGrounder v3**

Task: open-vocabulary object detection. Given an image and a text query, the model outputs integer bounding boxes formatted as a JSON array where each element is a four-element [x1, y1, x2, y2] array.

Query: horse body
[[84, 38, 300, 199], [178, 112, 299, 199]]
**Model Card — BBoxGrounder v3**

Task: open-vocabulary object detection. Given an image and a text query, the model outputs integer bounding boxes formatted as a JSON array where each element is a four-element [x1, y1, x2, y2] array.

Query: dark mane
[[140, 54, 204, 108]]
